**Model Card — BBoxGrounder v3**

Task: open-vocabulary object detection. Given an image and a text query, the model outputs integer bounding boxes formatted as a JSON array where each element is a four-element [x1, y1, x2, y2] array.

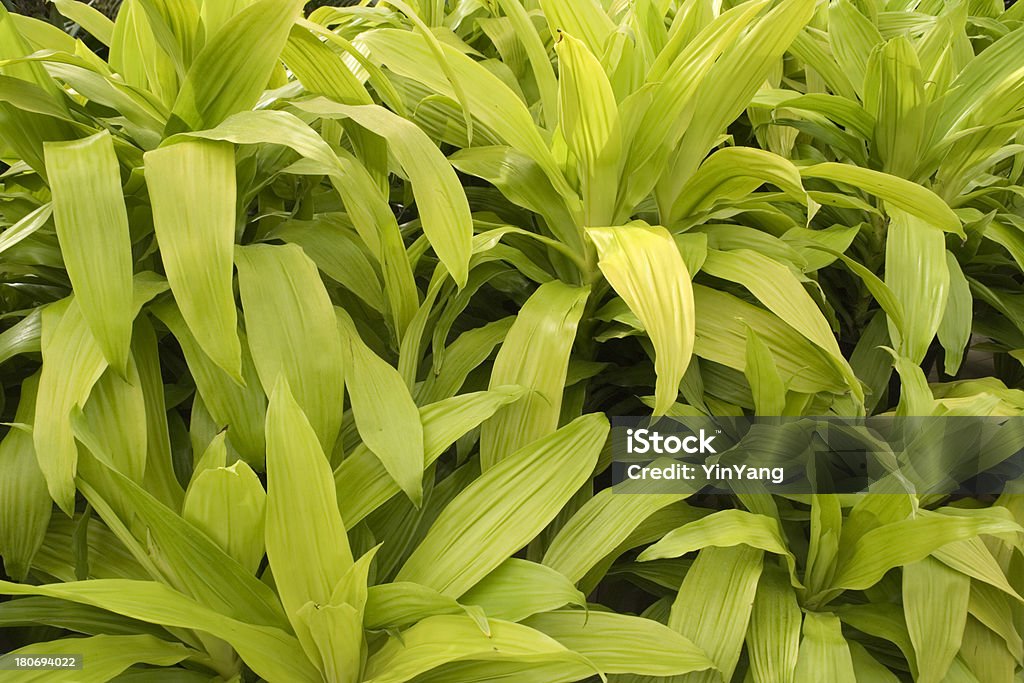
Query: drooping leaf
[[589, 225, 694, 415], [145, 139, 242, 381], [337, 307, 424, 505], [45, 132, 134, 376]]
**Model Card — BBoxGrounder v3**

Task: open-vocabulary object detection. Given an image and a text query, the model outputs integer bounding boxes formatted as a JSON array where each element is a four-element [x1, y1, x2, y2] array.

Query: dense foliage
[[1, 0, 1023, 680]]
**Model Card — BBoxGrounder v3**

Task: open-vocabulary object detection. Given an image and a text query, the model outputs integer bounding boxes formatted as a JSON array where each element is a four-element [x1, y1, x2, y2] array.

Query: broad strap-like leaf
[[523, 610, 715, 677], [151, 299, 266, 465], [182, 460, 266, 575], [0, 374, 49, 581], [169, 0, 302, 131], [884, 208, 950, 365], [145, 139, 242, 381], [363, 615, 596, 683], [2, 634, 189, 682], [0, 579, 319, 682], [480, 281, 589, 469], [903, 557, 969, 683], [76, 456, 287, 630], [336, 307, 424, 505], [556, 32, 621, 225], [397, 413, 608, 597], [35, 297, 107, 514], [459, 559, 585, 622], [45, 131, 134, 376], [289, 99, 473, 288], [265, 378, 353, 622], [640, 509, 801, 588], [589, 225, 695, 415], [800, 163, 964, 236], [334, 387, 524, 526], [236, 243, 345, 455], [265, 378, 355, 672], [794, 611, 856, 683], [668, 544, 764, 683], [747, 565, 801, 683], [543, 489, 687, 583]]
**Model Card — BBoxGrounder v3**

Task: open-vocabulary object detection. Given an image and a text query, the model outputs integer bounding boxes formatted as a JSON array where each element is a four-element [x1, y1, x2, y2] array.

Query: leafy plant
[[0, 0, 1022, 680]]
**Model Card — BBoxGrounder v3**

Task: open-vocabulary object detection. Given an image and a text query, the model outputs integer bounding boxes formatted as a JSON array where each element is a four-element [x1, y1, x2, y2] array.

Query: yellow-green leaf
[[45, 131, 134, 376], [145, 139, 242, 381], [589, 225, 694, 415]]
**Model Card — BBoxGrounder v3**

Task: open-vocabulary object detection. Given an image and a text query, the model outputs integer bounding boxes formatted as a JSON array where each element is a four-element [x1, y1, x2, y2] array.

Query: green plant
[[0, 0, 1022, 680]]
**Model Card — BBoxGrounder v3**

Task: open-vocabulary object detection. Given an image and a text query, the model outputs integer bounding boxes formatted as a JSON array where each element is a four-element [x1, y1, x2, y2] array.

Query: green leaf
[[448, 146, 581, 251], [364, 581, 465, 631], [693, 286, 848, 396], [556, 32, 621, 225], [182, 460, 266, 574], [849, 641, 901, 683], [701, 249, 861, 403], [800, 163, 964, 236], [543, 490, 688, 583], [169, 108, 419, 335], [361, 28, 576, 204], [523, 610, 715, 677], [0, 579, 320, 682], [2, 634, 189, 683], [51, 0, 115, 46], [747, 566, 801, 683], [35, 297, 107, 514], [169, 0, 302, 131], [131, 316, 183, 510], [589, 225, 694, 415], [363, 615, 595, 683], [144, 139, 242, 381], [938, 252, 972, 375], [270, 216, 385, 315], [334, 387, 524, 526], [151, 299, 267, 465], [480, 281, 589, 469], [76, 457, 288, 630], [540, 0, 615, 57], [673, 146, 812, 219], [884, 208, 950, 365], [0, 374, 49, 580], [236, 243, 345, 455], [0, 595, 167, 638], [865, 36, 926, 178], [460, 559, 585, 622], [265, 378, 353, 626], [337, 307, 424, 505], [668, 545, 764, 683], [745, 325, 787, 416], [397, 413, 608, 597], [794, 612, 855, 683], [266, 382, 358, 675], [903, 557, 969, 683], [289, 100, 473, 288], [640, 509, 800, 589], [296, 601, 362, 683], [45, 131, 134, 376], [80, 359, 147, 484], [828, 0, 882, 98], [831, 510, 1022, 591]]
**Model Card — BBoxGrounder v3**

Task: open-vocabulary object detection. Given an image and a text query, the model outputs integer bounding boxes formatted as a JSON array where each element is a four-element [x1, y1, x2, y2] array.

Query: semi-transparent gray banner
[[610, 416, 1024, 495]]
